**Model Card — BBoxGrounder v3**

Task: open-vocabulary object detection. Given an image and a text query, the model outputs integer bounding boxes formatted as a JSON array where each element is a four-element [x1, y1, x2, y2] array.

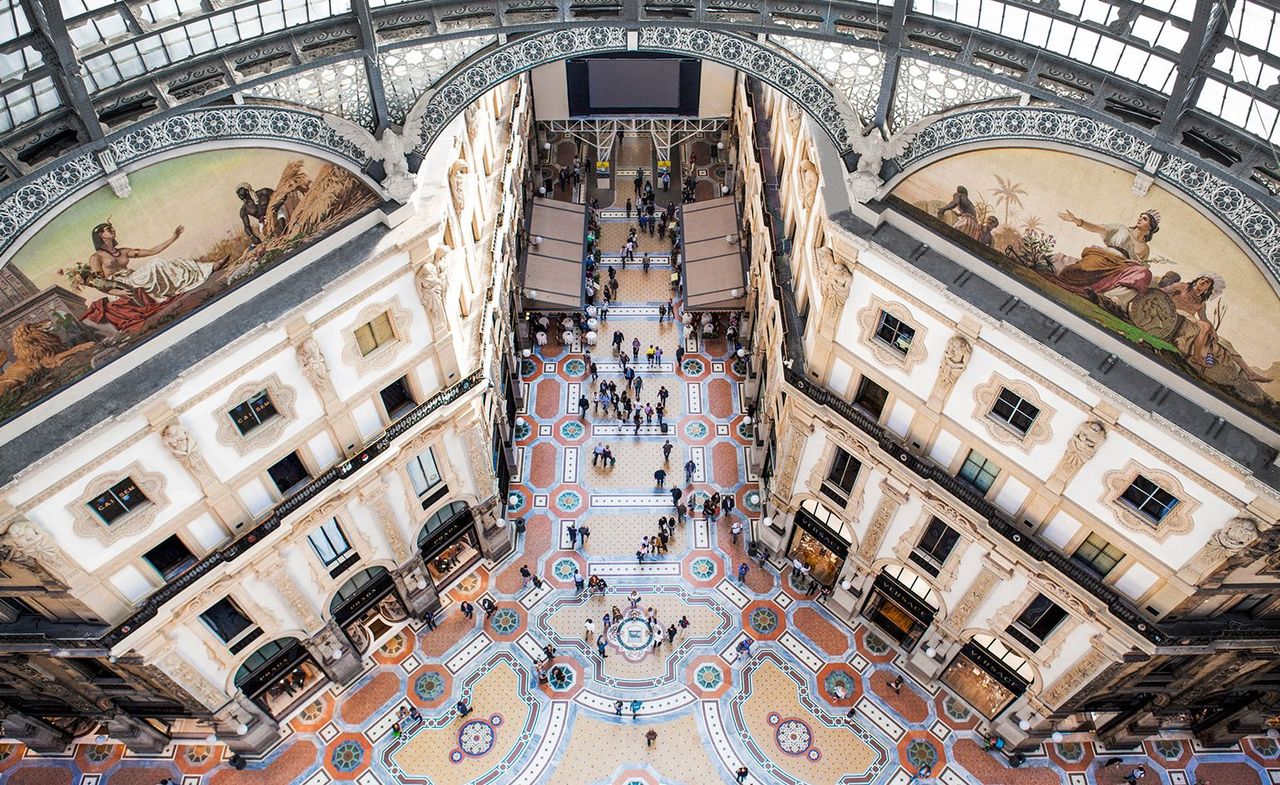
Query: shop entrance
[[418, 501, 483, 591], [861, 564, 940, 650], [233, 638, 327, 719], [786, 499, 851, 588], [329, 567, 408, 654], [940, 634, 1033, 718]]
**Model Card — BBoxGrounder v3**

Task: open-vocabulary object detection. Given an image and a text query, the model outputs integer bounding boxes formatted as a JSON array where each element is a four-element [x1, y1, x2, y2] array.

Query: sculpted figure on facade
[[415, 248, 449, 322], [295, 337, 334, 399], [449, 159, 470, 216], [1187, 517, 1261, 578], [1050, 420, 1107, 489], [0, 519, 78, 584], [161, 421, 212, 478], [817, 248, 854, 326], [936, 335, 972, 396], [158, 652, 226, 710], [799, 158, 820, 210]]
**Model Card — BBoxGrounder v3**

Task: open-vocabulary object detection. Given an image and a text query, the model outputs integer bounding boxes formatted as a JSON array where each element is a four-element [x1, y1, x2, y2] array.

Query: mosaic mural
[[0, 148, 378, 423], [891, 147, 1280, 429]]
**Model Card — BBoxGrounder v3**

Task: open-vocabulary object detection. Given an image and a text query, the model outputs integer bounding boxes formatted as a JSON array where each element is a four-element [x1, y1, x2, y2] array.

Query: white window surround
[[1100, 460, 1198, 541], [971, 373, 1055, 451], [855, 295, 930, 373], [70, 463, 169, 545], [214, 374, 298, 457], [341, 299, 413, 375]]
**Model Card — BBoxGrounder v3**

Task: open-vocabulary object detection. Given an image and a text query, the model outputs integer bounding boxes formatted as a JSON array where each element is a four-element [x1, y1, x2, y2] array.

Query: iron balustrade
[[0, 369, 484, 650]]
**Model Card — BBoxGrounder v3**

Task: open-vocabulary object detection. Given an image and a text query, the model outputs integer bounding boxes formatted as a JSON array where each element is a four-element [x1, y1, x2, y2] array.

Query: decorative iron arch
[[406, 26, 856, 159]]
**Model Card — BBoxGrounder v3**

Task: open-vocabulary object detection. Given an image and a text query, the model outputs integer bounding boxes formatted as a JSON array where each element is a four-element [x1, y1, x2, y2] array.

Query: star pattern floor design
[[3, 224, 1280, 785]]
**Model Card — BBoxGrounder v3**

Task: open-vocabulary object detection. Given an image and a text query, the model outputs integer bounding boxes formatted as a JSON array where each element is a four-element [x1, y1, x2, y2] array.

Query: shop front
[[861, 563, 940, 650], [418, 501, 482, 589], [233, 638, 327, 719], [786, 499, 851, 587], [940, 634, 1034, 719], [329, 566, 408, 654]]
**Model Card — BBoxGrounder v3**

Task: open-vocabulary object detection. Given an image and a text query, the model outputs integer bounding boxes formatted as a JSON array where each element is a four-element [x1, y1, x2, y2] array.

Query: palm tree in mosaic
[[989, 174, 1027, 227]]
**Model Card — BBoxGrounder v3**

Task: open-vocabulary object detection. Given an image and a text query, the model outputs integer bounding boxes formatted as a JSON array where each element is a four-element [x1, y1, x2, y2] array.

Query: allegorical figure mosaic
[[892, 148, 1280, 429], [0, 149, 379, 422]]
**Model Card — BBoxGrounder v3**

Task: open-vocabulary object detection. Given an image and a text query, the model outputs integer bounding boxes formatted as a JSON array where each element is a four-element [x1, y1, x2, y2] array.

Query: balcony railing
[[0, 369, 484, 651]]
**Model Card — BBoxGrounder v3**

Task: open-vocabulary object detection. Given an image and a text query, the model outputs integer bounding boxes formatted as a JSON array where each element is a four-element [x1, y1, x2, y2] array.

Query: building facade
[[0, 80, 529, 755]]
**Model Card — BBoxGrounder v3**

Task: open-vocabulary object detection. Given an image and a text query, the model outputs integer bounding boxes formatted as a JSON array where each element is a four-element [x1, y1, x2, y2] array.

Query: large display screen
[[587, 59, 682, 109]]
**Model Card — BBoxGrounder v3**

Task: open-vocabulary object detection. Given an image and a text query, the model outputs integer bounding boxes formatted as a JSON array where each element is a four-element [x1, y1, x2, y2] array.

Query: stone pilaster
[[303, 620, 363, 686], [1040, 637, 1122, 708], [104, 711, 170, 754], [284, 318, 362, 455], [855, 479, 908, 565], [155, 651, 229, 712], [940, 563, 1005, 636]]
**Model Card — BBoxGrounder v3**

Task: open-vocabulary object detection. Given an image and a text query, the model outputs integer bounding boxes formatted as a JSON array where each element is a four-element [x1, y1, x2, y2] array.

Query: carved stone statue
[[323, 109, 427, 203], [1188, 517, 1261, 578], [415, 248, 449, 320], [295, 338, 333, 398], [0, 519, 75, 581], [937, 335, 972, 393], [843, 115, 935, 203], [799, 159, 820, 209], [448, 159, 470, 216], [1050, 420, 1107, 488], [161, 422, 211, 478], [786, 101, 803, 136]]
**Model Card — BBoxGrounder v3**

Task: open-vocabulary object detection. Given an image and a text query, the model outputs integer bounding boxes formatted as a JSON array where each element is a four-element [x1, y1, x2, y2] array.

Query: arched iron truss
[[0, 1, 1278, 246]]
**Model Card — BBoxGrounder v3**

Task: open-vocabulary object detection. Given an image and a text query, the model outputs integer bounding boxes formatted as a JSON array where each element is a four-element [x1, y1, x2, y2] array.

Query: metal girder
[[19, 0, 107, 144], [1156, 0, 1233, 142], [351, 0, 391, 131], [0, 0, 1275, 201]]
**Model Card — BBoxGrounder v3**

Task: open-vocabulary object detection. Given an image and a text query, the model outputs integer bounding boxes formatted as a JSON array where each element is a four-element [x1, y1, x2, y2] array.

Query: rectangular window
[[267, 452, 311, 495], [407, 448, 443, 498], [988, 387, 1040, 435], [354, 312, 395, 356], [308, 518, 352, 567], [199, 598, 253, 644], [874, 310, 916, 355], [142, 534, 197, 581], [852, 376, 889, 419], [380, 376, 416, 419], [68, 658, 124, 684], [1007, 593, 1068, 650], [821, 447, 861, 503], [1120, 475, 1180, 523], [227, 390, 278, 435], [957, 449, 1000, 493], [1071, 532, 1124, 577], [87, 477, 148, 525], [909, 517, 960, 577]]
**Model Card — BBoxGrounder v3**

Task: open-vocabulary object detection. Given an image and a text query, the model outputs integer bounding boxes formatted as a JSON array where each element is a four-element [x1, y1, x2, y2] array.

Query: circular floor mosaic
[[749, 607, 780, 635], [451, 716, 503, 762], [684, 420, 709, 439], [331, 740, 364, 772], [682, 358, 706, 375], [491, 608, 521, 635], [769, 714, 820, 760], [690, 557, 717, 580], [695, 663, 724, 690], [556, 490, 583, 512], [564, 358, 586, 376], [414, 670, 446, 701], [560, 421, 585, 440], [611, 613, 657, 662]]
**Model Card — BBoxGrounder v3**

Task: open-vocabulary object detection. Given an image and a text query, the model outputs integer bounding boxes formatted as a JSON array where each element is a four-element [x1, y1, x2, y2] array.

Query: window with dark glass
[[910, 517, 960, 576], [227, 390, 278, 435], [821, 447, 861, 503], [408, 448, 443, 498], [1120, 475, 1180, 523], [308, 518, 352, 567], [69, 657, 123, 683], [957, 449, 1000, 493], [1071, 532, 1124, 577], [200, 598, 254, 643], [267, 452, 310, 494], [1231, 594, 1270, 615], [354, 312, 395, 356], [380, 376, 416, 418], [852, 376, 889, 419], [988, 387, 1040, 435], [874, 310, 916, 355], [1007, 594, 1068, 650], [142, 534, 197, 581], [87, 477, 148, 525]]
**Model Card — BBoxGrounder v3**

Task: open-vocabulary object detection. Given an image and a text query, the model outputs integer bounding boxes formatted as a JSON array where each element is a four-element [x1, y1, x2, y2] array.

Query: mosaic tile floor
[[5, 223, 1279, 785]]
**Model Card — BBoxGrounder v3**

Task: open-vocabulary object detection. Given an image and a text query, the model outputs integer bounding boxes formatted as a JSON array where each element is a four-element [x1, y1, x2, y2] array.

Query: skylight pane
[[1091, 36, 1123, 71], [1047, 20, 1077, 55], [1115, 46, 1148, 79], [95, 12, 128, 41], [68, 21, 103, 48], [1080, 0, 1115, 25], [188, 21, 217, 53], [1156, 24, 1186, 52], [1138, 54, 1174, 92], [1130, 14, 1162, 43], [1057, 0, 1084, 16], [160, 28, 193, 60], [113, 47, 146, 80], [1000, 5, 1028, 39], [33, 76, 59, 111], [211, 12, 241, 45], [956, 0, 980, 26], [1196, 77, 1226, 112], [1024, 12, 1051, 47], [84, 53, 120, 89], [977, 0, 1004, 33], [234, 6, 263, 36], [1220, 85, 1252, 125], [143, 0, 180, 24], [1169, 0, 1195, 20], [1236, 2, 1275, 52], [1245, 100, 1277, 139], [8, 90, 35, 125]]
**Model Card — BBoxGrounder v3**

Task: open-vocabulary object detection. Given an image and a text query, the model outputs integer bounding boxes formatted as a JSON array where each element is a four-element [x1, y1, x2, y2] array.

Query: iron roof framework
[[0, 0, 1276, 198]]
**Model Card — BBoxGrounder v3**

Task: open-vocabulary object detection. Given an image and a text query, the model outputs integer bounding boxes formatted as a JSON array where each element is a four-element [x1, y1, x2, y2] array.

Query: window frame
[[1119, 474, 1180, 524], [407, 447, 444, 499], [1071, 532, 1125, 577], [873, 309, 916, 356], [199, 597, 256, 647], [141, 533, 197, 582], [988, 386, 1041, 436], [910, 517, 961, 577], [227, 389, 278, 436], [820, 446, 862, 503], [1010, 593, 1069, 643], [307, 517, 354, 570], [956, 448, 1000, 494], [87, 476, 149, 525]]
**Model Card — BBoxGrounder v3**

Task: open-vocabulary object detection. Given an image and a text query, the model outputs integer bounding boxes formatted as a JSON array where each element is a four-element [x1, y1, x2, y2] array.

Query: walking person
[[663, 439, 673, 463], [579, 525, 591, 547], [675, 345, 685, 371], [671, 486, 683, 507], [684, 458, 696, 484], [631, 699, 642, 719], [584, 617, 595, 642], [566, 523, 578, 548], [736, 767, 749, 784], [738, 562, 749, 582], [731, 519, 742, 544], [597, 635, 608, 657], [461, 600, 474, 619], [632, 338, 641, 361], [424, 609, 437, 631], [1124, 765, 1147, 785], [655, 468, 667, 489], [578, 394, 589, 419], [520, 564, 532, 587]]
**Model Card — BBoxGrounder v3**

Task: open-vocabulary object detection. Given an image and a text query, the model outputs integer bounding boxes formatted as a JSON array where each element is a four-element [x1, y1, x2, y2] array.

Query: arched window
[[882, 563, 941, 610], [418, 501, 468, 549], [971, 633, 1036, 684], [329, 566, 389, 615], [234, 637, 300, 688]]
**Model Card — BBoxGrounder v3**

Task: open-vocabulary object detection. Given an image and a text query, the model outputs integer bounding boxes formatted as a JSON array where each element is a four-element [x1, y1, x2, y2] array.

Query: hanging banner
[[657, 160, 671, 174], [595, 161, 610, 176]]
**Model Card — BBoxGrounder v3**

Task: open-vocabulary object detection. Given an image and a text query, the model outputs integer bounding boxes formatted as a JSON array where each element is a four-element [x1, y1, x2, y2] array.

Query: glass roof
[[1, 0, 1278, 174]]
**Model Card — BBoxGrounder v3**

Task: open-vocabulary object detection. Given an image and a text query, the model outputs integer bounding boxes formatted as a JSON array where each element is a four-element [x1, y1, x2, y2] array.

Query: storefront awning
[[681, 196, 746, 311], [524, 198, 586, 310]]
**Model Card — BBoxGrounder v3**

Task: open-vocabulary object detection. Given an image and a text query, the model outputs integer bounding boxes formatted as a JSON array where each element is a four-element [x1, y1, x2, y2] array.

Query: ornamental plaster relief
[[854, 295, 930, 374], [970, 373, 1056, 452], [213, 374, 300, 458], [340, 298, 415, 376], [70, 464, 170, 546]]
